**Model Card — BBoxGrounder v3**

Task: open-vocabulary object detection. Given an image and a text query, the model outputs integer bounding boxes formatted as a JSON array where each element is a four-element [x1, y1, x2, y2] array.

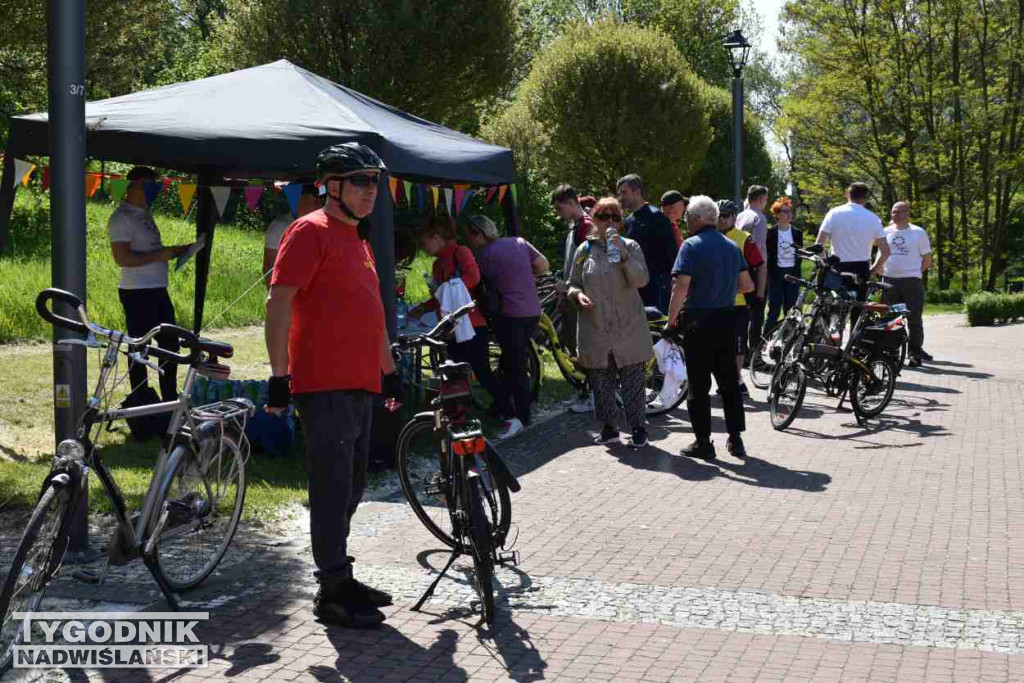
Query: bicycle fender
[[484, 443, 521, 493], [38, 467, 80, 502]]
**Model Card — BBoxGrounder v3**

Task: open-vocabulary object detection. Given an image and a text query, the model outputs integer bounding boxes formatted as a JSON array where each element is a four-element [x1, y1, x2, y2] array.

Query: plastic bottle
[[606, 227, 621, 263]]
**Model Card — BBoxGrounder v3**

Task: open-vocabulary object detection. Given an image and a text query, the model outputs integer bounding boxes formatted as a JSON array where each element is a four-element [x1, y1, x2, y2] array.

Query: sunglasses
[[593, 212, 622, 222], [344, 173, 381, 188], [719, 213, 735, 219]]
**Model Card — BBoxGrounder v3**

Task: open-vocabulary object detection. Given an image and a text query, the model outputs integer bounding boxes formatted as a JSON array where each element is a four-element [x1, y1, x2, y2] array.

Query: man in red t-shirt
[[265, 143, 402, 629]]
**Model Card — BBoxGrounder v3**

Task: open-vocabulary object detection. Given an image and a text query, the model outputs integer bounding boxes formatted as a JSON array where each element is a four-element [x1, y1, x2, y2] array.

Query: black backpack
[[120, 387, 172, 441]]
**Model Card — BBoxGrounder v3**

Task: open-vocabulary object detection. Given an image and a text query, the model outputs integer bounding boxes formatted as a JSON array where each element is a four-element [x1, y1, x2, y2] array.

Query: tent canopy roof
[[7, 60, 514, 185]]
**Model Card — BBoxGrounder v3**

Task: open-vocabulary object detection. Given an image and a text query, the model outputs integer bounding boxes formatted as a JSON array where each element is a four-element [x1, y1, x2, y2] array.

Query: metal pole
[[371, 181, 396, 339], [48, 0, 90, 554], [732, 74, 744, 206]]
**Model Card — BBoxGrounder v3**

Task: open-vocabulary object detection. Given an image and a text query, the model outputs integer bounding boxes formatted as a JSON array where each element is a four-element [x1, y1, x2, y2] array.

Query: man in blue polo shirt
[[666, 195, 755, 460]]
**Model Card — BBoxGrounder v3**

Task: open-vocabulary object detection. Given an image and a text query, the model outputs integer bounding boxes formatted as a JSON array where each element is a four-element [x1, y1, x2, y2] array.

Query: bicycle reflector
[[452, 436, 487, 456]]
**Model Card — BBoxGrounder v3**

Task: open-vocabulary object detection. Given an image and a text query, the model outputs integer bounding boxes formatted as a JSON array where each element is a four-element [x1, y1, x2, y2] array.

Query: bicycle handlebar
[[36, 288, 89, 336], [392, 301, 477, 351]]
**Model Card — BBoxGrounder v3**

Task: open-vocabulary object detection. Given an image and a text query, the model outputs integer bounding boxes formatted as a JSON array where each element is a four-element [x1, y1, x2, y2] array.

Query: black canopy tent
[[0, 59, 518, 335]]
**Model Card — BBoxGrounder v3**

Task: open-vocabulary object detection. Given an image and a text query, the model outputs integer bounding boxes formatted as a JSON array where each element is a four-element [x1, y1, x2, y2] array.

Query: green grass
[[0, 193, 268, 343]]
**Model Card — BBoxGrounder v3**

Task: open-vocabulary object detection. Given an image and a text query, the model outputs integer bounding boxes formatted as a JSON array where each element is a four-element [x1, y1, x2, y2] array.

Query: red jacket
[[422, 241, 487, 328]]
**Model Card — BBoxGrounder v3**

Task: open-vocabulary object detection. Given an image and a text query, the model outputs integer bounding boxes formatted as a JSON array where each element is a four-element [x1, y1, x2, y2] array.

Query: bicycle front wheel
[[645, 331, 688, 416], [850, 356, 898, 419], [0, 480, 75, 674], [750, 320, 792, 390], [464, 475, 496, 625], [769, 363, 807, 431], [396, 415, 511, 549], [151, 431, 248, 591]]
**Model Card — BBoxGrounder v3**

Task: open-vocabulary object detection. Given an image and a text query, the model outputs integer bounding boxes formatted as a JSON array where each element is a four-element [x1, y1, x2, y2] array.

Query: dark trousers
[[683, 308, 746, 443], [766, 266, 801, 330], [747, 297, 766, 353], [883, 276, 925, 352], [837, 260, 871, 329], [448, 328, 501, 405], [639, 273, 672, 314], [118, 287, 179, 401], [494, 315, 539, 424], [294, 389, 373, 583]]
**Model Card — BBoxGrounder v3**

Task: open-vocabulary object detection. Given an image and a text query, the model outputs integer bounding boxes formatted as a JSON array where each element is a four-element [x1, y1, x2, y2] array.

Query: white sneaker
[[496, 418, 524, 441], [569, 395, 594, 414]]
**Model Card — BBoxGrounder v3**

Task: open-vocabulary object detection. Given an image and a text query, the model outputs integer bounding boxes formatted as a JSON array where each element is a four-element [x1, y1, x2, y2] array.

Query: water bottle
[[396, 300, 407, 329], [606, 227, 621, 263]]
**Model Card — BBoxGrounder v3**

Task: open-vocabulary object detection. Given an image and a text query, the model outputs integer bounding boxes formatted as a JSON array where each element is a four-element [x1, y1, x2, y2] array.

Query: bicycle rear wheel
[[464, 474, 495, 625], [396, 415, 511, 549], [489, 337, 541, 402], [0, 480, 75, 674], [850, 355, 897, 419], [151, 431, 248, 591], [769, 362, 807, 431], [749, 320, 792, 390], [644, 330, 688, 416]]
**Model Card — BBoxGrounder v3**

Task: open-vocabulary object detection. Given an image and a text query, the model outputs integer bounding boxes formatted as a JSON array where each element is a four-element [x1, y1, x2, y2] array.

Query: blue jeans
[[766, 266, 800, 331]]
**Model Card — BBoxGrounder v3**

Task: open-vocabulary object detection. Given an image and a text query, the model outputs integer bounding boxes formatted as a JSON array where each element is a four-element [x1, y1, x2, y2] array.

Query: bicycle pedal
[[497, 550, 520, 567], [71, 568, 100, 584]]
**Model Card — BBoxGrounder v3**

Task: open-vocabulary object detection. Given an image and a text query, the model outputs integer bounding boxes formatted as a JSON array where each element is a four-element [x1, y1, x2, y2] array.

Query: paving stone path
[[4, 315, 1024, 682]]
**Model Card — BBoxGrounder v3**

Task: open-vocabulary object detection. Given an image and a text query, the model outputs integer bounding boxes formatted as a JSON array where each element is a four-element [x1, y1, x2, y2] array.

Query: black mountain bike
[[392, 302, 521, 625]]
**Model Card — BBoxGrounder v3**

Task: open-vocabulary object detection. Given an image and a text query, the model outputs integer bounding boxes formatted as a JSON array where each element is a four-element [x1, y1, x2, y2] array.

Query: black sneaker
[[726, 435, 747, 458], [313, 579, 386, 629], [627, 428, 649, 449], [351, 578, 393, 607], [916, 348, 934, 361], [594, 425, 619, 445], [680, 440, 716, 461], [907, 355, 922, 368]]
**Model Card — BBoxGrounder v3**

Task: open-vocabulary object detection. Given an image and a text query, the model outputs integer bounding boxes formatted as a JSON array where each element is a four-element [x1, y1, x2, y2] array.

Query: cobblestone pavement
[[4, 315, 1024, 682]]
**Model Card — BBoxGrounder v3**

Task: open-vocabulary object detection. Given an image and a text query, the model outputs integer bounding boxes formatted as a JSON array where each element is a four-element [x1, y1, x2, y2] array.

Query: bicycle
[[0, 289, 254, 673], [392, 302, 521, 626]]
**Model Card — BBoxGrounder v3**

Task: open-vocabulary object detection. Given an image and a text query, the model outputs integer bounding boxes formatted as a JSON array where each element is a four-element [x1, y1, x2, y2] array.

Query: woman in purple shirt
[[466, 215, 550, 440]]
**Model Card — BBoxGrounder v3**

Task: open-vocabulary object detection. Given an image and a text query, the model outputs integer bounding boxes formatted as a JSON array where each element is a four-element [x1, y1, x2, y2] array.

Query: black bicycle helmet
[[315, 142, 387, 184], [716, 199, 740, 216]]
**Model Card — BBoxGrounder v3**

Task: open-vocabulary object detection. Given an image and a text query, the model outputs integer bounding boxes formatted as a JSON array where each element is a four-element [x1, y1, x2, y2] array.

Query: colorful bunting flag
[[403, 180, 413, 207], [282, 183, 303, 217], [41, 167, 51, 191], [510, 183, 518, 206], [144, 181, 163, 207], [179, 183, 197, 215], [210, 186, 232, 218], [460, 189, 476, 214], [13, 159, 35, 187], [485, 186, 497, 204], [430, 186, 439, 213], [454, 188, 466, 215], [497, 185, 508, 205], [454, 183, 471, 191], [109, 178, 129, 204], [244, 185, 264, 211], [443, 188, 453, 215], [85, 173, 102, 198], [388, 176, 399, 204]]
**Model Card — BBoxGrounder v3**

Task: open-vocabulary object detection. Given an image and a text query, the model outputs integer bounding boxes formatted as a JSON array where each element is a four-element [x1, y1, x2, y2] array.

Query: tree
[[216, 0, 518, 133], [486, 20, 711, 198]]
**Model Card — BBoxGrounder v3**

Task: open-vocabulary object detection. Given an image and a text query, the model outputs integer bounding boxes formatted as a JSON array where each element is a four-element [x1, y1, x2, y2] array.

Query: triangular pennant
[[485, 186, 497, 204], [510, 183, 518, 206], [388, 176, 399, 203], [244, 185, 264, 211], [282, 183, 303, 217], [14, 159, 35, 187], [210, 186, 232, 218], [430, 186, 439, 214], [178, 183, 197, 215], [454, 188, 466, 215], [41, 167, 51, 191], [497, 185, 508, 204], [403, 181, 413, 207], [460, 189, 476, 214], [443, 188, 453, 215], [144, 181, 163, 207], [454, 183, 471, 191], [109, 178, 129, 204], [85, 173, 102, 198]]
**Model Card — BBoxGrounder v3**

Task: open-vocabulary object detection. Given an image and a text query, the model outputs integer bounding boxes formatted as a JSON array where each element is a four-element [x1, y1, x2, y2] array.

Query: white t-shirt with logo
[[265, 214, 293, 251], [107, 203, 167, 289], [882, 224, 931, 278], [818, 202, 885, 262], [777, 227, 796, 268]]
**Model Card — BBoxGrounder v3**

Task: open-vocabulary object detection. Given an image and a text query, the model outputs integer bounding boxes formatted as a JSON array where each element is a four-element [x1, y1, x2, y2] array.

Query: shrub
[[925, 289, 964, 305], [964, 292, 1024, 326]]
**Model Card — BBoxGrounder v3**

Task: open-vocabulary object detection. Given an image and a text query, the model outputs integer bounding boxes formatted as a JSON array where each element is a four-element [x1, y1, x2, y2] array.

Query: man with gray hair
[[667, 196, 755, 460]]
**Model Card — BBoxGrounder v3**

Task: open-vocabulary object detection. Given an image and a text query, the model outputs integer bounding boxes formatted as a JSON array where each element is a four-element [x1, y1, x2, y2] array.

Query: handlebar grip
[[146, 343, 196, 366], [35, 289, 88, 335], [784, 274, 801, 284], [868, 280, 892, 291]]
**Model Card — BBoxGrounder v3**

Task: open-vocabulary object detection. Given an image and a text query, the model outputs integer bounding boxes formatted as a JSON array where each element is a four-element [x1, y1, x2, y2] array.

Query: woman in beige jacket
[[568, 196, 655, 448]]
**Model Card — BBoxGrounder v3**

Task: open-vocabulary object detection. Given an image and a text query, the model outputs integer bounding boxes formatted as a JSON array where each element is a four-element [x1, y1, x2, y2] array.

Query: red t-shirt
[[271, 209, 386, 394], [422, 241, 487, 328]]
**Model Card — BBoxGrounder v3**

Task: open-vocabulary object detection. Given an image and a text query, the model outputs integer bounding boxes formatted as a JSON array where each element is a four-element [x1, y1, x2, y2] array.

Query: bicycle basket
[[859, 324, 907, 351], [438, 361, 473, 419]]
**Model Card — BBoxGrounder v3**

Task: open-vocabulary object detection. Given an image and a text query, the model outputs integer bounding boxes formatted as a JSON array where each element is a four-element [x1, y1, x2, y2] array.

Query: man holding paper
[[108, 166, 194, 402]]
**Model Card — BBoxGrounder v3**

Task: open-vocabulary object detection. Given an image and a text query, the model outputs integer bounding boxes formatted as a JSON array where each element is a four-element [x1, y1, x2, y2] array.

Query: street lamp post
[[723, 29, 751, 206]]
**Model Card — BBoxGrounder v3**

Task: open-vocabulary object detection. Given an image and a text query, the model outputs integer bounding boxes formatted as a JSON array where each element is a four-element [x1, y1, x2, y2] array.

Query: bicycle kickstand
[[411, 549, 460, 613]]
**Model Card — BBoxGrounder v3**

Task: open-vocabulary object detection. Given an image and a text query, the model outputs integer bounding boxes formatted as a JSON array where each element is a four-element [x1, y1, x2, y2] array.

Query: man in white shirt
[[109, 167, 193, 402], [882, 201, 932, 365], [815, 182, 891, 327]]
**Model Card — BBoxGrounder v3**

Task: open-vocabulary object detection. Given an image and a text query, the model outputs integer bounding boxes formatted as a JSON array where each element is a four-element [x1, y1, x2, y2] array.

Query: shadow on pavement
[[714, 455, 832, 492], [907, 364, 993, 380], [895, 380, 962, 394]]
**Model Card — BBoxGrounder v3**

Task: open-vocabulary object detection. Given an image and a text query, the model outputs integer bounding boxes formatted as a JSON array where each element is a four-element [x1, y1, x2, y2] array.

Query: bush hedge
[[925, 289, 965, 305], [964, 292, 1024, 326]]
